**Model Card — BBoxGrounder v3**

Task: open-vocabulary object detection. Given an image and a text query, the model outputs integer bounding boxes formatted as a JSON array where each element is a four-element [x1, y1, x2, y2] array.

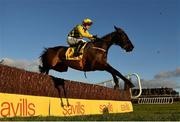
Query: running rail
[[138, 97, 174, 104], [127, 73, 142, 99]]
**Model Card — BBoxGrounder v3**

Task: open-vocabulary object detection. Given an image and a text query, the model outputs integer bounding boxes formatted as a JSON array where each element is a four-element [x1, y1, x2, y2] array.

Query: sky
[[0, 0, 180, 91]]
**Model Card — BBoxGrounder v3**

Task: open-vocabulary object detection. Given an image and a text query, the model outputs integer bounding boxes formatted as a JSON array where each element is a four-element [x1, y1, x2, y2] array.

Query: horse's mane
[[101, 31, 115, 40], [51, 46, 68, 50], [92, 31, 115, 45]]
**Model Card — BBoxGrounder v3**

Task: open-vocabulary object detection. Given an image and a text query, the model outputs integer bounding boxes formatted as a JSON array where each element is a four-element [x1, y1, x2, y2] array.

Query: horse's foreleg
[[105, 63, 134, 89], [111, 74, 119, 89], [104, 66, 119, 89]]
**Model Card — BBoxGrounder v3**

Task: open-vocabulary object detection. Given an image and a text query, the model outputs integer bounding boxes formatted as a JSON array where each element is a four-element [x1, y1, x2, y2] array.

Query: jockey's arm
[[88, 36, 96, 41], [77, 25, 93, 39]]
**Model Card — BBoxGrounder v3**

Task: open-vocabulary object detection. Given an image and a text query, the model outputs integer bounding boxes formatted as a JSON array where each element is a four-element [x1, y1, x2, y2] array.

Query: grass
[[1, 102, 180, 121]]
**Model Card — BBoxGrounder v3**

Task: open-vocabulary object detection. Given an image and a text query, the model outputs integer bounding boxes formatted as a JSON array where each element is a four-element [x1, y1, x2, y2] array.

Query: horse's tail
[[39, 65, 48, 74], [39, 48, 49, 74]]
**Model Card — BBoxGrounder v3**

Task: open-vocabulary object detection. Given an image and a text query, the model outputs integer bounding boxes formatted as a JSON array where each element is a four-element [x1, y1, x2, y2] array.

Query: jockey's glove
[[93, 35, 98, 39], [92, 35, 99, 41]]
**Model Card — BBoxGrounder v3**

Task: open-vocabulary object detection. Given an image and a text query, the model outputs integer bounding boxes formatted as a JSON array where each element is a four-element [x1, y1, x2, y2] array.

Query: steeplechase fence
[[0, 64, 133, 117]]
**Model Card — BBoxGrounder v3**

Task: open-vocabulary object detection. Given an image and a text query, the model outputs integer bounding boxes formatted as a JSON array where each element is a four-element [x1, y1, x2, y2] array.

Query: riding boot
[[74, 41, 84, 56]]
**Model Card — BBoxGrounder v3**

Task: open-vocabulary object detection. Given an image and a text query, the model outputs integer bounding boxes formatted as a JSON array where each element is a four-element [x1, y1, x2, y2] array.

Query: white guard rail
[[138, 97, 174, 104], [127, 73, 142, 99]]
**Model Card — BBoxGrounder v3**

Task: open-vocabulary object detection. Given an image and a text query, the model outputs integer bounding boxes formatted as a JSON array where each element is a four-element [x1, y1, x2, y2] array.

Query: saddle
[[65, 42, 87, 60]]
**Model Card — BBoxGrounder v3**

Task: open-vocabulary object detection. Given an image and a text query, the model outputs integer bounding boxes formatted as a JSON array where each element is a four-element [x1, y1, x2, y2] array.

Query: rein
[[91, 32, 115, 53], [92, 47, 106, 52]]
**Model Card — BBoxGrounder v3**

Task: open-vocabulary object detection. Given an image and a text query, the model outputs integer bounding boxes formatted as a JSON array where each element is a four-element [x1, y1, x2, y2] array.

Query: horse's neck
[[101, 32, 114, 40], [94, 32, 114, 51]]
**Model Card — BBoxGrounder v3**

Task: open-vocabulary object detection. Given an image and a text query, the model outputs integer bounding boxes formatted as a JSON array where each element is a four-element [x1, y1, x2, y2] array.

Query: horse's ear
[[114, 26, 118, 31]]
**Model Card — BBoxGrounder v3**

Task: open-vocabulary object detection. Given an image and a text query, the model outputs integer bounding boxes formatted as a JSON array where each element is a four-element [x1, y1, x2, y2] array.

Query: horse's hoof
[[126, 79, 135, 88], [114, 85, 119, 90], [129, 82, 135, 88], [124, 82, 135, 90]]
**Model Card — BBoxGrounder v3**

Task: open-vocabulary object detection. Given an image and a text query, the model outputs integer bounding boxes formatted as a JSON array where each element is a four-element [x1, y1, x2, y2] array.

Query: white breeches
[[67, 36, 86, 46]]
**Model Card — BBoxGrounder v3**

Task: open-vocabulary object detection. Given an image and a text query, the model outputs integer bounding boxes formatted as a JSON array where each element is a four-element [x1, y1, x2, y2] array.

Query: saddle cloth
[[65, 43, 87, 60]]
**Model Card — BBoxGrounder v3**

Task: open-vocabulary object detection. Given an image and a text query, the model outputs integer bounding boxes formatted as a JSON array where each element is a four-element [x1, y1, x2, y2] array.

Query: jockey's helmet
[[82, 18, 93, 26]]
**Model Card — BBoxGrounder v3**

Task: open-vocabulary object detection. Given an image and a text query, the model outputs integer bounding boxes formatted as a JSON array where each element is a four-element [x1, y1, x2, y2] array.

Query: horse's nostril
[[126, 46, 133, 52]]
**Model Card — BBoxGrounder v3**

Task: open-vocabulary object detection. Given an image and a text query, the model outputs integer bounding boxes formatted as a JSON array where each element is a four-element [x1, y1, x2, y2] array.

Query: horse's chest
[[83, 53, 107, 71]]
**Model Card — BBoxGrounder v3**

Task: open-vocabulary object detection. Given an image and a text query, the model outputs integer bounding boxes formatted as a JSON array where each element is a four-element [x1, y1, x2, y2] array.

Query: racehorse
[[39, 26, 134, 89]]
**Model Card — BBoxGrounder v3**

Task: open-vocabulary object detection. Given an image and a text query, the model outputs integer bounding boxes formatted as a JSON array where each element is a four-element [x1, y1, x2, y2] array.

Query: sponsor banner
[[0, 93, 133, 117], [0, 93, 49, 117], [50, 98, 133, 116]]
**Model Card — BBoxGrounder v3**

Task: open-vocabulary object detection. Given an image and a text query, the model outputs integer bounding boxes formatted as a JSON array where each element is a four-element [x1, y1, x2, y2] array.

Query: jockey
[[67, 18, 96, 56]]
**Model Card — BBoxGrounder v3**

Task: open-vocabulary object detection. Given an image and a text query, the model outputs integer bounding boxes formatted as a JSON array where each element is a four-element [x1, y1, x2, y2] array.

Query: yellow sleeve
[[77, 25, 93, 38]]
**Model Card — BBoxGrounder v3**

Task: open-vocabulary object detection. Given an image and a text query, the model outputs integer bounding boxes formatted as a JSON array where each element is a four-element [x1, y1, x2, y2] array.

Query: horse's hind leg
[[45, 69, 49, 74], [52, 63, 68, 72], [47, 49, 60, 67], [39, 64, 50, 74]]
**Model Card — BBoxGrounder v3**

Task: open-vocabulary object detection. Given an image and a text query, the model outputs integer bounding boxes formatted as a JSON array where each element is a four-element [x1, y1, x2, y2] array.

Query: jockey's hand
[[93, 35, 98, 39], [92, 35, 99, 41]]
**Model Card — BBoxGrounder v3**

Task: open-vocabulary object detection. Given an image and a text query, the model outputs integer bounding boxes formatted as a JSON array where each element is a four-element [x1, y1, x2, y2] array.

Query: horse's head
[[113, 26, 134, 52]]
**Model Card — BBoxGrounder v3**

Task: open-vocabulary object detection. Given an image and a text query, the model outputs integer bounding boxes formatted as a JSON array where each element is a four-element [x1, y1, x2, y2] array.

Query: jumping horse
[[39, 26, 134, 89]]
